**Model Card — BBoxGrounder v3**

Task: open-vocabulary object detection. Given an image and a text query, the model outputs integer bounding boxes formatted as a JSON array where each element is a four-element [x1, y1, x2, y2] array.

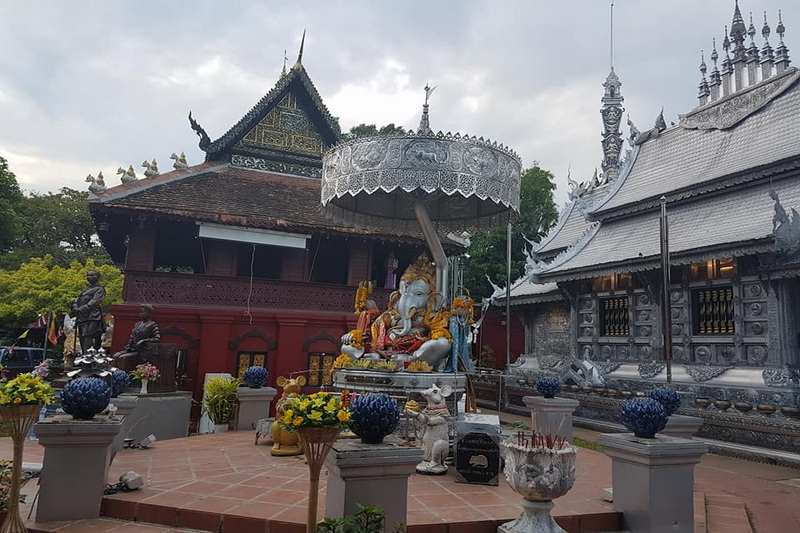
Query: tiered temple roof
[[515, 2, 798, 293]]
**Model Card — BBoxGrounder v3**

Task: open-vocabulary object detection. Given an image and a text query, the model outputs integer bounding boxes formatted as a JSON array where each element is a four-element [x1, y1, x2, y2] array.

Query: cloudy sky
[[1, 0, 796, 207]]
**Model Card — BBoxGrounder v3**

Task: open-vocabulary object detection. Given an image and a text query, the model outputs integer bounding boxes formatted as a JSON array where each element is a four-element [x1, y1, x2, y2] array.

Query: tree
[[0, 156, 23, 254], [345, 123, 406, 139], [0, 187, 111, 270], [0, 256, 123, 341], [462, 165, 559, 298]]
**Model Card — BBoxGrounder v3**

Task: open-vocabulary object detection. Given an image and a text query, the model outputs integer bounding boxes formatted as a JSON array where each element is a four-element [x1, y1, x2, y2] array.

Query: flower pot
[[348, 392, 400, 444]]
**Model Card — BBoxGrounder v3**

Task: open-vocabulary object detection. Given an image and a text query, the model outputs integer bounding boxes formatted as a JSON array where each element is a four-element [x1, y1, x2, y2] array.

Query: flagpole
[[42, 312, 49, 353]]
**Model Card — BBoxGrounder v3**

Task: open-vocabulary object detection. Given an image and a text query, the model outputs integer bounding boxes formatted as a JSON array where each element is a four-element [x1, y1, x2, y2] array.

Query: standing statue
[[406, 383, 452, 475], [70, 270, 106, 353], [112, 304, 161, 372], [340, 255, 452, 370]]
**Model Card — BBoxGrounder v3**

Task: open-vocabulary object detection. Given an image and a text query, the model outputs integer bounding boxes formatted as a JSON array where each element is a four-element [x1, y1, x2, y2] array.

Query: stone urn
[[499, 439, 576, 533]]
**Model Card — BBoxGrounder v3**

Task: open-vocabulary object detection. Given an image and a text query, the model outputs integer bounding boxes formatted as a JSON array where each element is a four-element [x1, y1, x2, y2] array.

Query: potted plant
[[203, 376, 241, 432], [278, 391, 351, 533], [0, 372, 55, 531]]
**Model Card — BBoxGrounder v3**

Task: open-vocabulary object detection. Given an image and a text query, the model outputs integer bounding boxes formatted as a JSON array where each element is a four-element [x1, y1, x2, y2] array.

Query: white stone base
[[498, 499, 565, 533]]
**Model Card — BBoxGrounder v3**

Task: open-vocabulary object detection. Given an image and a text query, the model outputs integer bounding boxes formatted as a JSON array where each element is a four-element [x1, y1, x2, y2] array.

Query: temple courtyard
[[4, 411, 799, 533]]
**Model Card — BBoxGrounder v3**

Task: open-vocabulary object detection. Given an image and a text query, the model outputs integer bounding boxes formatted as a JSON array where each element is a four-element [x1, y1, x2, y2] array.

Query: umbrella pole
[[413, 199, 448, 301]]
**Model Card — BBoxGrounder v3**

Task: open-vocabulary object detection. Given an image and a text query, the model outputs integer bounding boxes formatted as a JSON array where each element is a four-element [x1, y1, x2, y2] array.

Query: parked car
[[0, 346, 56, 377]]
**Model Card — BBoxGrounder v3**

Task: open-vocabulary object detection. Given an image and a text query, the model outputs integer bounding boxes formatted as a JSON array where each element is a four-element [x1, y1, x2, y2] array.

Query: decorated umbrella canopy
[[321, 86, 522, 296]]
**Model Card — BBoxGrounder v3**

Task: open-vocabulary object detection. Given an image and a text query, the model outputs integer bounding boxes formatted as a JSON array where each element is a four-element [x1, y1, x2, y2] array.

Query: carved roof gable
[[202, 66, 341, 165]]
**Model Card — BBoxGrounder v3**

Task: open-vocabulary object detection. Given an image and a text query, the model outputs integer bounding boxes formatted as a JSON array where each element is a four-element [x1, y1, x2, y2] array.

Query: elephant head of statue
[[392, 255, 441, 337]]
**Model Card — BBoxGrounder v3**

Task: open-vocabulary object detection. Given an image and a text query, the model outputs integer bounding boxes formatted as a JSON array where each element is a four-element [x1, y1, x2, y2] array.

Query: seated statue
[[113, 304, 161, 372], [341, 255, 452, 370]]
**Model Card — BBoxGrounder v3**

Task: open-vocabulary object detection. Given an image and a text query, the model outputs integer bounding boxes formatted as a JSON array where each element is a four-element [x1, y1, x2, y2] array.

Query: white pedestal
[[522, 396, 579, 443], [498, 500, 565, 533], [324, 435, 423, 530], [236, 386, 277, 431], [34, 417, 123, 522], [597, 432, 707, 533], [662, 414, 702, 439]]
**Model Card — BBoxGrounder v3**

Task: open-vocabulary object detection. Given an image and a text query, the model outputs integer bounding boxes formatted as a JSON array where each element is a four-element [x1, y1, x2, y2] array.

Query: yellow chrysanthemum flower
[[292, 417, 304, 426], [337, 410, 350, 423]]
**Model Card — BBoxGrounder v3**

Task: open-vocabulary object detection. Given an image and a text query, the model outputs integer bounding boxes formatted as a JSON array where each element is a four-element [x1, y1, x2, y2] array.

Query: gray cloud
[[0, 1, 795, 208]]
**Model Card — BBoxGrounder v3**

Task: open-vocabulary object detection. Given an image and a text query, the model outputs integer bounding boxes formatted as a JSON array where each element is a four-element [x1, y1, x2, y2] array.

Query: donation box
[[454, 413, 501, 486]]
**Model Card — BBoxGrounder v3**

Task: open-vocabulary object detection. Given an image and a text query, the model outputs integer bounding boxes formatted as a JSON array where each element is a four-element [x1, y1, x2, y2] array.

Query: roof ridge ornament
[[294, 30, 306, 71], [418, 84, 437, 135]]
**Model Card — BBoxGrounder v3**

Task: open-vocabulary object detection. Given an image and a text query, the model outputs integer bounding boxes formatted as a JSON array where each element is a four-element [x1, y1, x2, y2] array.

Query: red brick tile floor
[[2, 411, 799, 533]]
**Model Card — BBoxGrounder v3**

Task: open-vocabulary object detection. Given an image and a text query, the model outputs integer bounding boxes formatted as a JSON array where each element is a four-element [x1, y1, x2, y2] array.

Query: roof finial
[[609, 1, 615, 71], [418, 84, 437, 135], [748, 12, 757, 44], [293, 30, 306, 70], [777, 9, 786, 44], [282, 49, 288, 76], [763, 11, 772, 42]]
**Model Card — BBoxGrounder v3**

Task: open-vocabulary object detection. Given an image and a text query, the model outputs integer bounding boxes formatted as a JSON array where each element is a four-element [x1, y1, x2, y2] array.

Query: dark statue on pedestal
[[113, 304, 160, 372], [69, 270, 106, 352], [113, 304, 178, 393]]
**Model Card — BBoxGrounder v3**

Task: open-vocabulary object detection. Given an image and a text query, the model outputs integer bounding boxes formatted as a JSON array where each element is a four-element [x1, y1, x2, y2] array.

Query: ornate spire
[[775, 10, 792, 73], [293, 30, 306, 71], [600, 68, 624, 183], [745, 12, 760, 86], [709, 38, 722, 101], [417, 84, 437, 135], [721, 26, 733, 97], [281, 49, 288, 76], [730, 1, 748, 60], [698, 50, 710, 105], [761, 12, 775, 79]]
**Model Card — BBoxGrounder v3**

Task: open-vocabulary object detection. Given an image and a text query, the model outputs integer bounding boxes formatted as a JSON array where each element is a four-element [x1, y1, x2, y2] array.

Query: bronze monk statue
[[113, 304, 161, 372]]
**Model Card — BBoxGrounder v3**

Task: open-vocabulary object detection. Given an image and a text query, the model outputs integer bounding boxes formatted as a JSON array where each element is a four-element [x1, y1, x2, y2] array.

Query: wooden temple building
[[498, 3, 800, 458], [88, 50, 440, 409]]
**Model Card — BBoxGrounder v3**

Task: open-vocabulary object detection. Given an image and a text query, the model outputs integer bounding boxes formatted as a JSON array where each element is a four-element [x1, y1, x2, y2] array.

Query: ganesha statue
[[341, 255, 452, 370]]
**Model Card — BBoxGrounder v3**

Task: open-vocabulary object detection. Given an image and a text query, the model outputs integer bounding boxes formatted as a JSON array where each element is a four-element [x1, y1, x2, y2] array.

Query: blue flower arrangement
[[620, 397, 667, 439], [243, 366, 268, 388], [536, 377, 561, 399], [61, 377, 112, 420], [348, 392, 400, 444], [650, 388, 681, 416], [111, 370, 131, 397]]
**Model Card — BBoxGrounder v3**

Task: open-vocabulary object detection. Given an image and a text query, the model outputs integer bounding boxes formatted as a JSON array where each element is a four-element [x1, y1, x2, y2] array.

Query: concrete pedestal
[[662, 414, 702, 439], [109, 396, 139, 456], [118, 391, 192, 442], [597, 432, 708, 533], [34, 417, 123, 522], [236, 386, 277, 431], [522, 396, 579, 443], [324, 435, 423, 529]]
